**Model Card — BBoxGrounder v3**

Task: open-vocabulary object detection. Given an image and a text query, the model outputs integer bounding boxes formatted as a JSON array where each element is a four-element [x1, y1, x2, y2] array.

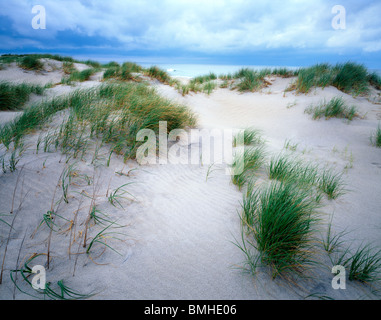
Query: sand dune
[[0, 62, 380, 300]]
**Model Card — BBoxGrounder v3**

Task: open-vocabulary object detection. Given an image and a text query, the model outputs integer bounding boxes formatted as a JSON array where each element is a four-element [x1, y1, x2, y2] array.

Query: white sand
[[0, 62, 380, 300]]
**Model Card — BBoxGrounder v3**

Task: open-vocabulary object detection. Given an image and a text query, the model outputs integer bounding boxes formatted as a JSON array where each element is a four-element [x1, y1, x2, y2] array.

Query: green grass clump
[[219, 80, 229, 88], [179, 84, 190, 96], [271, 67, 297, 78], [370, 124, 381, 148], [233, 128, 262, 147], [1, 54, 76, 67], [185, 81, 202, 94], [0, 83, 196, 161], [347, 246, 381, 283], [332, 62, 369, 95], [62, 61, 76, 75], [0, 91, 87, 148], [103, 63, 139, 81], [305, 97, 358, 121], [103, 67, 120, 80], [28, 54, 76, 63], [234, 68, 265, 92], [0, 54, 23, 64], [18, 56, 43, 70], [0, 81, 46, 111], [121, 62, 142, 73], [295, 63, 333, 93], [239, 181, 320, 279], [317, 168, 345, 200], [191, 73, 217, 85], [218, 73, 233, 80], [334, 244, 381, 284], [294, 62, 372, 95], [267, 154, 346, 200], [63, 68, 96, 84], [103, 61, 120, 68], [368, 72, 381, 90], [146, 66, 171, 84], [10, 253, 94, 300], [231, 145, 266, 189], [81, 60, 101, 69], [202, 81, 217, 95]]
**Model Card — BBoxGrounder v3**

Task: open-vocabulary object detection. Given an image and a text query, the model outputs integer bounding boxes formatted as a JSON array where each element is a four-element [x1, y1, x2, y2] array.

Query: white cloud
[[1, 0, 380, 53]]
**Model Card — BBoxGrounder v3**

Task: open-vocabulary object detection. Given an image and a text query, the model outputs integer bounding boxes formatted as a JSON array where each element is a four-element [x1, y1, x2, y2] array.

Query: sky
[[0, 0, 381, 68]]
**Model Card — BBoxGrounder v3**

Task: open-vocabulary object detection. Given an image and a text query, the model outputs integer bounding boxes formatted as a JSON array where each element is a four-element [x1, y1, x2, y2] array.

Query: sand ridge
[[0, 62, 380, 300]]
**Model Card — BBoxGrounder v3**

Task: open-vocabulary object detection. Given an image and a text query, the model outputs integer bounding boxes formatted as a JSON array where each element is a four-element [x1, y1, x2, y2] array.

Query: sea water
[[139, 63, 300, 78], [71, 54, 381, 79]]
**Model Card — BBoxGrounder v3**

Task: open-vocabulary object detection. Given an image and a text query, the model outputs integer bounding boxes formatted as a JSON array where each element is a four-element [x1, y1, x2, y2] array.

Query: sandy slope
[[0, 63, 380, 300]]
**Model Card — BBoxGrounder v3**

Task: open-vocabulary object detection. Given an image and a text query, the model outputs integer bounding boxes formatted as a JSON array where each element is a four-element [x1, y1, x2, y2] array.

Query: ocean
[[71, 55, 381, 78], [138, 63, 300, 78], [139, 63, 381, 79]]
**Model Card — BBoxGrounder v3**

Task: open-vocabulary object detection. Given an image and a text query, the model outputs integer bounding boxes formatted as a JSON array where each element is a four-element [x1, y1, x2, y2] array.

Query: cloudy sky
[[1, 0, 380, 67]]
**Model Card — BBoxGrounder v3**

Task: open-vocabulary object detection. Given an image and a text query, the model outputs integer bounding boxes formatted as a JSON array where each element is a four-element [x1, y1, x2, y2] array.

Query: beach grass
[[370, 123, 381, 148], [0, 81, 47, 111], [322, 215, 349, 255], [122, 62, 143, 73], [62, 68, 96, 84], [103, 61, 120, 68], [234, 68, 265, 92], [368, 72, 381, 90], [18, 56, 43, 71], [267, 153, 346, 200], [218, 73, 233, 80], [202, 81, 217, 95], [62, 61, 76, 75], [10, 253, 94, 300], [191, 73, 217, 85], [317, 168, 346, 200], [333, 244, 381, 284], [293, 62, 372, 95], [347, 245, 381, 283], [240, 181, 321, 279], [0, 82, 196, 160], [332, 62, 369, 95], [145, 66, 172, 84], [103, 62, 143, 81], [233, 127, 262, 147], [231, 145, 266, 189], [81, 60, 102, 69], [305, 97, 358, 121]]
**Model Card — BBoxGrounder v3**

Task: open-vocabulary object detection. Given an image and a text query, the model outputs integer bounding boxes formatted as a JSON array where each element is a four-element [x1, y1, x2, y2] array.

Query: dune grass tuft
[[233, 127, 262, 147], [267, 153, 346, 200], [103, 62, 142, 81], [0, 81, 46, 111], [0, 82, 196, 161], [239, 181, 321, 279], [234, 68, 266, 92], [62, 68, 96, 84], [191, 73, 217, 85], [294, 62, 372, 95], [18, 56, 43, 70], [62, 61, 76, 75], [332, 62, 369, 95], [305, 97, 358, 121], [370, 123, 381, 148], [145, 66, 171, 84], [10, 253, 94, 300], [333, 244, 381, 284], [202, 81, 217, 95], [231, 145, 266, 190], [368, 72, 381, 90]]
